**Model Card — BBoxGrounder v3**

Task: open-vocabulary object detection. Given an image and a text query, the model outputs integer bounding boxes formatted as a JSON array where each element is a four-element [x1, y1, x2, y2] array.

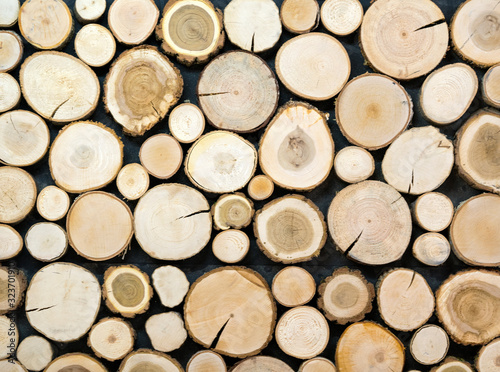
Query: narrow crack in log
[[437, 140, 451, 149], [413, 18, 446, 32], [175, 209, 210, 220], [210, 317, 231, 349], [407, 271, 416, 290], [198, 92, 230, 97], [345, 230, 364, 256], [250, 32, 255, 53], [50, 97, 72, 119], [26, 305, 57, 313], [407, 169, 415, 194]]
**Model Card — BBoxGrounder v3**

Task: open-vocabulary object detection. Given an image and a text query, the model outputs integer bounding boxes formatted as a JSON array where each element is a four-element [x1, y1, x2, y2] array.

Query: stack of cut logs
[[0, 0, 499, 370]]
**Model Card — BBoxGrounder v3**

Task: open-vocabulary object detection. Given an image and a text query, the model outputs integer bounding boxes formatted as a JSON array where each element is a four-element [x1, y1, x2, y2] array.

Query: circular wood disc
[[134, 183, 211, 260], [0, 360, 27, 372], [118, 349, 183, 372], [152, 265, 190, 308], [88, 318, 135, 361], [275, 33, 350, 100], [450, 193, 500, 266], [0, 110, 49, 167], [318, 267, 374, 325], [0, 266, 26, 314], [25, 222, 68, 262], [327, 180, 412, 265], [299, 357, 337, 372], [0, 224, 23, 260], [276, 306, 329, 359], [477, 338, 500, 372], [103, 265, 153, 318], [436, 270, 500, 345], [158, 0, 224, 65], [212, 229, 250, 263], [16, 335, 53, 372], [0, 31, 23, 72], [0, 166, 37, 224], [259, 102, 334, 190], [169, 103, 205, 143], [187, 350, 226, 372], [212, 193, 254, 230], [0, 315, 18, 359], [483, 64, 500, 108], [420, 63, 478, 125], [25, 262, 101, 342], [336, 321, 405, 372], [36, 185, 70, 221], [108, 0, 159, 45], [19, 51, 100, 122], [272, 266, 316, 307], [75, 24, 116, 67], [116, 163, 150, 200], [49, 121, 123, 193], [75, 0, 106, 23], [254, 194, 327, 263], [455, 109, 500, 194], [247, 175, 274, 201], [0, 73, 21, 113], [410, 324, 449, 365], [104, 46, 183, 136], [382, 126, 454, 195], [19, 0, 73, 49], [377, 268, 435, 331], [432, 359, 473, 372], [360, 0, 448, 80], [197, 51, 278, 132], [67, 191, 133, 261], [45, 353, 107, 372], [184, 267, 276, 358], [280, 0, 319, 34], [223, 0, 282, 53], [0, 0, 19, 27], [231, 356, 293, 372], [146, 312, 187, 352], [413, 232, 451, 266], [413, 192, 454, 232], [139, 134, 183, 179], [336, 73, 412, 150], [334, 146, 375, 184], [185, 131, 257, 193], [321, 0, 363, 36], [451, 0, 500, 67]]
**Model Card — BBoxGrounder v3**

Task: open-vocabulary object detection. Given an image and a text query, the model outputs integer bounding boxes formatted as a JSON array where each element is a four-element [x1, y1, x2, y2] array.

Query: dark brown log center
[[169, 5, 215, 52], [278, 127, 316, 171], [111, 273, 145, 307]]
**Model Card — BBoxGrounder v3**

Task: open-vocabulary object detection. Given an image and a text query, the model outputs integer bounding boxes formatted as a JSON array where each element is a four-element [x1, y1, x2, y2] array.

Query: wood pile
[[0, 0, 499, 370]]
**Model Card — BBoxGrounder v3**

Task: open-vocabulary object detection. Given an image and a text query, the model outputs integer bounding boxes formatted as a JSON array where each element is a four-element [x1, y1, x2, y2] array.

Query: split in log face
[[299, 357, 337, 372], [116, 163, 150, 201], [412, 232, 451, 266], [0, 166, 37, 224], [74, 24, 116, 68], [259, 102, 334, 190], [455, 109, 500, 194], [184, 267, 276, 358], [18, 0, 73, 50], [49, 121, 123, 193], [134, 183, 212, 260], [145, 312, 188, 352], [88, 318, 135, 362], [75, 0, 106, 23], [0, 0, 19, 27], [254, 194, 327, 263], [275, 33, 350, 101], [118, 349, 183, 372], [231, 356, 294, 372], [186, 350, 226, 372], [104, 46, 183, 136], [212, 193, 254, 230], [412, 192, 454, 232], [223, 0, 282, 53], [420, 63, 478, 125], [0, 110, 49, 167], [336, 73, 412, 150], [272, 266, 316, 307], [168, 103, 205, 143], [0, 224, 23, 260], [477, 338, 500, 371], [45, 353, 107, 372], [36, 186, 70, 222], [151, 266, 190, 308], [212, 229, 250, 263], [327, 180, 412, 265], [335, 321, 405, 372], [482, 64, 500, 108], [318, 267, 374, 324], [103, 265, 153, 318], [0, 31, 23, 73], [410, 324, 449, 365], [450, 193, 500, 266], [382, 126, 454, 195], [16, 335, 54, 372], [451, 0, 500, 67], [0, 73, 20, 113], [157, 0, 225, 65], [185, 131, 257, 193], [0, 266, 26, 314], [19, 52, 100, 123], [360, 0, 448, 80], [197, 51, 279, 133], [139, 134, 183, 179], [436, 270, 500, 345], [25, 263, 101, 342], [67, 191, 133, 261], [321, 0, 363, 36], [108, 0, 159, 45], [25, 222, 68, 262], [280, 0, 319, 34]]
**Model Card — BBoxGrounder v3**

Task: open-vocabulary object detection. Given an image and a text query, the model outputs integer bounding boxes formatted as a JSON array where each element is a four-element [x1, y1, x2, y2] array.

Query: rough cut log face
[[0, 166, 37, 224], [0, 31, 23, 73], [118, 349, 183, 372], [321, 0, 363, 36], [108, 0, 159, 45], [187, 350, 226, 372], [280, 0, 319, 34], [45, 353, 108, 372], [231, 356, 294, 372], [482, 64, 500, 108]]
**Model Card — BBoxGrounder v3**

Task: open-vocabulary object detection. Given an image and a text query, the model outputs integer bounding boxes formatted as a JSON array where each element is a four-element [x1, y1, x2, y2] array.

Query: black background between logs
[[4, 0, 485, 370]]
